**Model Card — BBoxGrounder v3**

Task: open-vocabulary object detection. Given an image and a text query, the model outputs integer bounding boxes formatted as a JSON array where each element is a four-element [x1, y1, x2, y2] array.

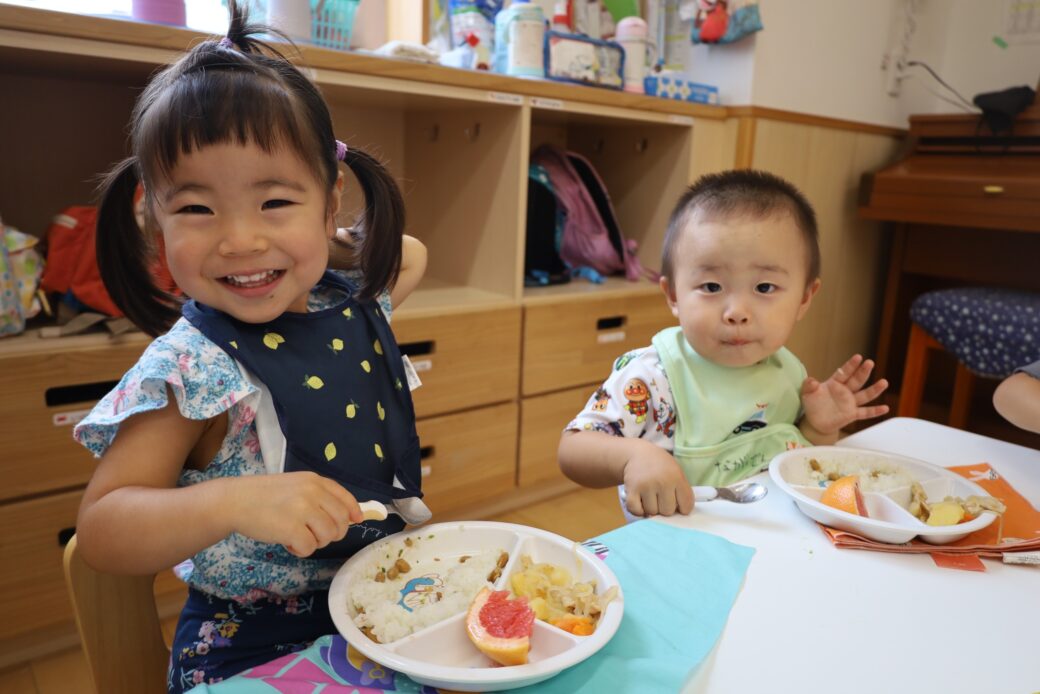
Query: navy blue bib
[[183, 271, 422, 559]]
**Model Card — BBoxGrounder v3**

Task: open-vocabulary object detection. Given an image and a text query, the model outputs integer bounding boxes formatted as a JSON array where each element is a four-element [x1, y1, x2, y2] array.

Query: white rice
[[797, 457, 913, 493], [348, 544, 504, 644]]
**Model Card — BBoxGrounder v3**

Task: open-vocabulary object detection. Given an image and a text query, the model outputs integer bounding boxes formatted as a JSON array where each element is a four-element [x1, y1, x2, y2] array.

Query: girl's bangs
[[137, 70, 319, 187]]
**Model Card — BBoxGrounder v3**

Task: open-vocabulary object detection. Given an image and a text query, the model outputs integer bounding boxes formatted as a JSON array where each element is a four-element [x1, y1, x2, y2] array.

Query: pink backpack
[[531, 145, 654, 282]]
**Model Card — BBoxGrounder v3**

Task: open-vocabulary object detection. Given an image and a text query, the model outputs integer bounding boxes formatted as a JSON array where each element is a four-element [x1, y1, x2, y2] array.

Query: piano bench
[[898, 287, 1040, 429]]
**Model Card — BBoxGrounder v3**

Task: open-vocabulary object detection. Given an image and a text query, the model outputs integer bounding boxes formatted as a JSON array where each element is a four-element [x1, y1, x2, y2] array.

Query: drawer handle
[[58, 527, 76, 547], [46, 380, 120, 407], [400, 340, 435, 357], [596, 316, 626, 330], [983, 185, 1004, 195], [420, 446, 435, 459]]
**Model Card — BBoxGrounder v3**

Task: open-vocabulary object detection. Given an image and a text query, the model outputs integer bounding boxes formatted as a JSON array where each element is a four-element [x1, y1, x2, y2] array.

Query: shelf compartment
[[529, 103, 694, 277], [322, 75, 527, 306]]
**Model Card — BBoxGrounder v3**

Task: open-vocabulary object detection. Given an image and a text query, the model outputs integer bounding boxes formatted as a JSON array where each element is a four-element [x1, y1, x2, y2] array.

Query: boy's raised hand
[[800, 354, 889, 443]]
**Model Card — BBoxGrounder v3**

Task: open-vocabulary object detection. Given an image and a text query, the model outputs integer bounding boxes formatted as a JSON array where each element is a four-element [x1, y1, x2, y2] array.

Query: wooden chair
[[898, 323, 976, 429], [63, 535, 169, 694]]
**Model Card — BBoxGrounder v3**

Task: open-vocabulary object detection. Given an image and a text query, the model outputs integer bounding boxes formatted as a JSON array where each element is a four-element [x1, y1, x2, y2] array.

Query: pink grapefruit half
[[465, 587, 534, 666]]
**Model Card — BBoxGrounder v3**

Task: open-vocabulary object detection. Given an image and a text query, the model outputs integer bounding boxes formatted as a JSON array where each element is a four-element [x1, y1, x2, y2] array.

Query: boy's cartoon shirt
[[73, 270, 393, 603], [567, 347, 677, 448], [567, 329, 811, 485]]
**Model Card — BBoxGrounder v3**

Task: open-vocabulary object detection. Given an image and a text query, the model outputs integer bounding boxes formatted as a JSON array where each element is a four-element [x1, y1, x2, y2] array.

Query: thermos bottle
[[616, 16, 649, 94]]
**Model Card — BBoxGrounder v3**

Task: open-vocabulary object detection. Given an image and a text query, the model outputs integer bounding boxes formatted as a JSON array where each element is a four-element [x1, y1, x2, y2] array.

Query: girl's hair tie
[[335, 140, 348, 162], [219, 37, 234, 49]]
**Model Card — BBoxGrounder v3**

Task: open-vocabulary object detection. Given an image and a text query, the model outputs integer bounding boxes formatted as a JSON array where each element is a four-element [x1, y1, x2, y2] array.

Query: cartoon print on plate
[[398, 574, 446, 612]]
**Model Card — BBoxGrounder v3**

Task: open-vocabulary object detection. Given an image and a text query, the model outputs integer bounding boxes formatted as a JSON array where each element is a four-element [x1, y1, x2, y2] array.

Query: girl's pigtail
[[96, 158, 180, 337], [341, 147, 405, 300], [222, 0, 292, 59]]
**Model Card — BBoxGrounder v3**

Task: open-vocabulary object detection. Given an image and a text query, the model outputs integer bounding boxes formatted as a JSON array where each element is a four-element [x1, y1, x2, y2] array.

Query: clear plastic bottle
[[493, 0, 546, 78]]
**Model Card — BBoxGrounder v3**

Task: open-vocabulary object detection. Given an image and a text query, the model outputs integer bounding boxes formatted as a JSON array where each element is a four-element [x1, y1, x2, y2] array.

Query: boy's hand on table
[[801, 354, 889, 444], [622, 441, 695, 517]]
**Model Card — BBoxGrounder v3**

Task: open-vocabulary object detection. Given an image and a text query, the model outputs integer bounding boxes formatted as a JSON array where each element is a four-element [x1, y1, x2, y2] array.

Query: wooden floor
[[0, 485, 625, 694]]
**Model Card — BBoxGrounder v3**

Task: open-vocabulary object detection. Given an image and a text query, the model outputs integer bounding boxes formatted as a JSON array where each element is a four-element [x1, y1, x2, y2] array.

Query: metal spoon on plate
[[620, 480, 768, 508], [694, 480, 768, 503], [358, 498, 432, 524]]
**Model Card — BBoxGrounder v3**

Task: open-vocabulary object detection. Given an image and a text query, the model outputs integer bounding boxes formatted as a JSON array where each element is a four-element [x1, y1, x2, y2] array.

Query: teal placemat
[[506, 521, 754, 694]]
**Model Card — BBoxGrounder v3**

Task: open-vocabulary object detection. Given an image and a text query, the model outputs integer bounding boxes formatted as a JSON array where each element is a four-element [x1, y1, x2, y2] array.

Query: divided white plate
[[769, 446, 998, 544], [328, 521, 624, 692]]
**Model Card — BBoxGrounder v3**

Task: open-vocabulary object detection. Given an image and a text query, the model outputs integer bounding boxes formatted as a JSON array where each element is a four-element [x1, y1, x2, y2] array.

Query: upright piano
[[858, 95, 1039, 396]]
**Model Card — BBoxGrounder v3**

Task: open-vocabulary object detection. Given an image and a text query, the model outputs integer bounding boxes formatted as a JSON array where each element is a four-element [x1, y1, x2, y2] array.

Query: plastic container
[[131, 0, 186, 26], [493, 0, 546, 78], [328, 521, 623, 691], [550, 0, 571, 32], [615, 16, 648, 93], [310, 0, 360, 51], [769, 446, 1000, 545], [267, 0, 311, 42], [449, 1, 496, 49]]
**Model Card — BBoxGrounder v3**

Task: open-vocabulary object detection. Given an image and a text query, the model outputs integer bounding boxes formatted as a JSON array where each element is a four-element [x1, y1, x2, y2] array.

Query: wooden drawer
[[0, 341, 146, 502], [415, 402, 518, 515], [519, 385, 596, 488], [0, 490, 185, 644], [522, 294, 674, 395], [393, 307, 521, 418]]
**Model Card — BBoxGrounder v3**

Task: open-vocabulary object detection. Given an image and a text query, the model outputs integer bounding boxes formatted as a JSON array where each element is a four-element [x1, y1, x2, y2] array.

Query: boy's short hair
[[661, 170, 821, 285]]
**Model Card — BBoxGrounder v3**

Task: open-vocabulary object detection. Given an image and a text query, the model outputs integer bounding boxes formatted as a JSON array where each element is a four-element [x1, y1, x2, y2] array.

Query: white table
[[663, 418, 1040, 694]]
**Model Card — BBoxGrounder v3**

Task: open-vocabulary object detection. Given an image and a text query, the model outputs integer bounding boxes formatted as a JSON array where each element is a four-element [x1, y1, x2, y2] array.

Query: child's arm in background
[[328, 230, 426, 308], [559, 431, 693, 516], [76, 388, 363, 575], [993, 368, 1040, 434], [390, 235, 427, 307], [800, 354, 889, 445]]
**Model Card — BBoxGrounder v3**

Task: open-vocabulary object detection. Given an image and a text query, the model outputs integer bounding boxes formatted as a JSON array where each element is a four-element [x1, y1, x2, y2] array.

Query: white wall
[[928, 0, 1040, 109], [682, 0, 1040, 128]]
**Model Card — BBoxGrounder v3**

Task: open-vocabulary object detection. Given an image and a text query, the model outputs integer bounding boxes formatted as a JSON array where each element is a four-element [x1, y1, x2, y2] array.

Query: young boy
[[558, 170, 890, 517]]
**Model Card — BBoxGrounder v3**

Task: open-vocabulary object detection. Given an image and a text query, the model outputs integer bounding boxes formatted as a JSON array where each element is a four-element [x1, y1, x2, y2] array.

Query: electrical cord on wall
[[911, 77, 977, 113], [906, 60, 979, 111]]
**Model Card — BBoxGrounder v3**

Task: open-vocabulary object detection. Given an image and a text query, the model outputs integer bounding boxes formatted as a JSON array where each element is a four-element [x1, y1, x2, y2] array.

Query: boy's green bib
[[651, 327, 811, 486]]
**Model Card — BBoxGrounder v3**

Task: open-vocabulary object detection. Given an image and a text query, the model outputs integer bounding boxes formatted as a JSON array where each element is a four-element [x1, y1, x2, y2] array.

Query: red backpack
[[530, 144, 654, 282], [40, 205, 179, 318]]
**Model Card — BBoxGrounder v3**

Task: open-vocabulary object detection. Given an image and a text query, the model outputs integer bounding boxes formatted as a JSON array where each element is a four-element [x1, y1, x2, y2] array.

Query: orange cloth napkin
[[820, 463, 1040, 571]]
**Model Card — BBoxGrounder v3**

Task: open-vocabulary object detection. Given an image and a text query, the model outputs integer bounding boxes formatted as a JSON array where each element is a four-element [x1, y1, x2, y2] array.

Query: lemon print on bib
[[304, 375, 325, 389], [324, 442, 337, 461], [374, 443, 384, 461], [345, 400, 359, 419], [361, 360, 371, 373], [329, 338, 344, 354], [263, 332, 285, 350]]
